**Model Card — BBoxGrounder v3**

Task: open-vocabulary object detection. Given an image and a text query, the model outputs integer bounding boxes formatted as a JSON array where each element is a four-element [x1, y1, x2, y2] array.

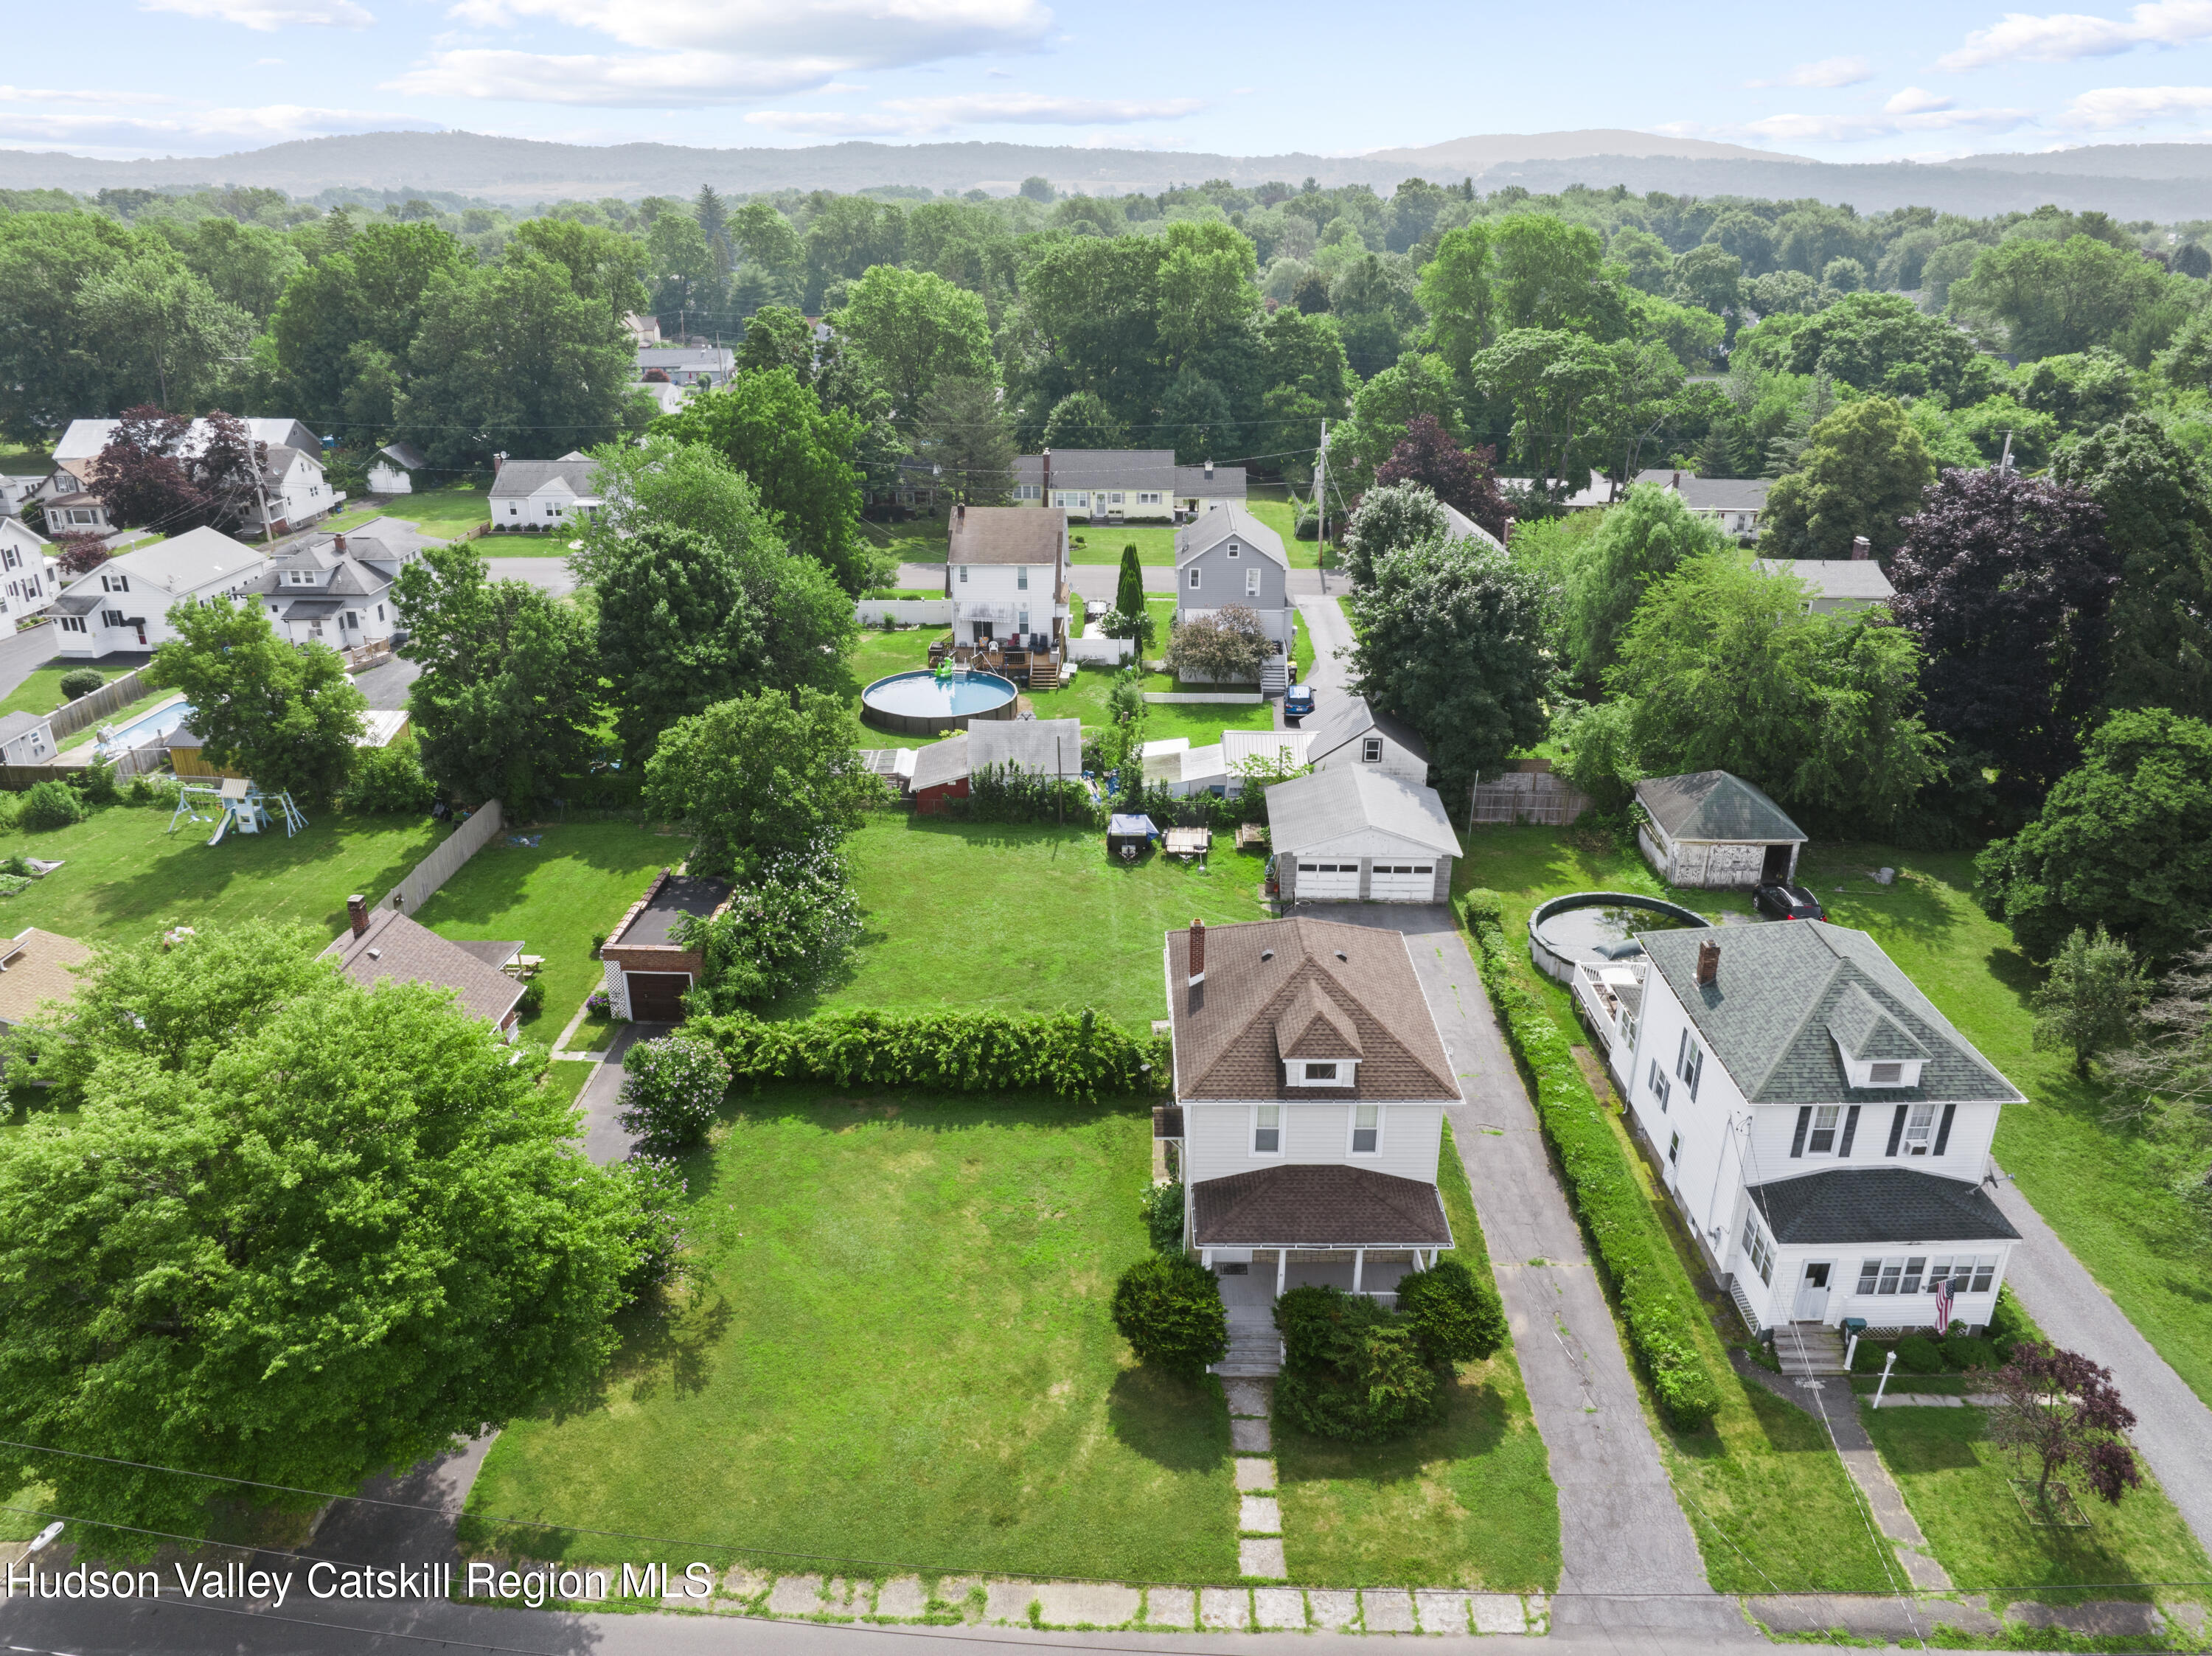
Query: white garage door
[[1296, 860, 1361, 899], [1369, 863, 1436, 902]]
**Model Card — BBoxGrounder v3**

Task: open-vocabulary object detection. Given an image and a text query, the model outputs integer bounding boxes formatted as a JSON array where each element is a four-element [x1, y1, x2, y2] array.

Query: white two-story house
[[1175, 503, 1295, 690], [488, 454, 603, 532], [1581, 920, 2023, 1351], [49, 417, 341, 538], [47, 526, 269, 657], [250, 518, 425, 651], [944, 503, 1071, 664], [1164, 916, 1462, 1375], [0, 518, 52, 625]]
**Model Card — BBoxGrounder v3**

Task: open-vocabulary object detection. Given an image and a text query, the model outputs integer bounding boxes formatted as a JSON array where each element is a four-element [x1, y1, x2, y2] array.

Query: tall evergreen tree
[[695, 184, 730, 274]]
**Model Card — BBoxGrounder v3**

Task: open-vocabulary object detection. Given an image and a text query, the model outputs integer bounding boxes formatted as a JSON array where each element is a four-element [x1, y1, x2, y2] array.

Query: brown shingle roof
[[1166, 918, 1458, 1102], [947, 505, 1065, 566], [322, 908, 526, 1027], [1192, 1165, 1453, 1248], [0, 928, 93, 1027]]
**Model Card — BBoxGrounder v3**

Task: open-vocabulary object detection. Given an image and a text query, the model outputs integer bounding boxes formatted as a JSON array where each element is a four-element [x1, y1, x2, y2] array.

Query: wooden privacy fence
[[377, 799, 504, 916], [48, 667, 153, 746], [1470, 765, 1592, 827]]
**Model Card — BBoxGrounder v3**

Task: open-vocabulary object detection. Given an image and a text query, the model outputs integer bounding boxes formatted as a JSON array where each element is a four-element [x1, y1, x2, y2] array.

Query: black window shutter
[[1934, 1103, 1955, 1156], [1839, 1104, 1860, 1156], [1885, 1105, 1907, 1156], [1790, 1106, 1811, 1158]]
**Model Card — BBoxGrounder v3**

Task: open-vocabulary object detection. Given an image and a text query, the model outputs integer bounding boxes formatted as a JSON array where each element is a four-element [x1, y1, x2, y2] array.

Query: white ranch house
[[489, 454, 602, 532], [1574, 922, 2023, 1358]]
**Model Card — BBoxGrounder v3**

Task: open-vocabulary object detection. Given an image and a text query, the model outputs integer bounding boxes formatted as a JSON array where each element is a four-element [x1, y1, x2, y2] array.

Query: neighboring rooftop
[[58, 525, 265, 596], [1638, 920, 2026, 1108], [1015, 450, 1177, 491], [1634, 468, 1773, 512], [488, 454, 599, 500], [0, 927, 93, 1028], [54, 416, 319, 466], [1165, 916, 1459, 1102], [1301, 694, 1429, 767], [1754, 557, 1899, 604], [1636, 770, 1805, 844], [375, 440, 431, 473], [1192, 1164, 1453, 1248], [1265, 765, 1461, 858], [1175, 462, 1247, 499], [1175, 501, 1286, 567], [971, 717, 1083, 776], [1748, 1167, 2020, 1245], [613, 873, 732, 947], [321, 907, 526, 1028]]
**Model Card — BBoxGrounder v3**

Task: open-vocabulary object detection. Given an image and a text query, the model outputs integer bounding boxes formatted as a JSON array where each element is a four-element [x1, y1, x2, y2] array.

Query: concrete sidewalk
[[1315, 902, 1725, 1612], [1989, 1169, 2212, 1555]]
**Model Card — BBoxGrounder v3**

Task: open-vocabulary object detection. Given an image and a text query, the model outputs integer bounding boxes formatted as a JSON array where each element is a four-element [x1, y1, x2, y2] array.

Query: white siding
[[1310, 734, 1427, 786], [1182, 1098, 1444, 1189], [1744, 1096, 2001, 1186]]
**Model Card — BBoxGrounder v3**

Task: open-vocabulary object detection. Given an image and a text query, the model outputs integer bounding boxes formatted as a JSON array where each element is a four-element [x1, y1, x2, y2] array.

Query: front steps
[[1214, 1315, 1283, 1379], [1776, 1321, 1848, 1376]]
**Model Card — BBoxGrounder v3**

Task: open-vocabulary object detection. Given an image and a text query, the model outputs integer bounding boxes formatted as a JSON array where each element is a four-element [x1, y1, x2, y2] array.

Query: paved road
[[1307, 902, 1728, 1613], [1989, 1169, 2212, 1554]]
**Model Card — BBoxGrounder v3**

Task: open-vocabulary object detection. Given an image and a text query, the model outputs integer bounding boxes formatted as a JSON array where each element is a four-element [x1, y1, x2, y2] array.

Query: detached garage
[[1635, 770, 1807, 890], [1265, 765, 1462, 905], [600, 869, 735, 1023]]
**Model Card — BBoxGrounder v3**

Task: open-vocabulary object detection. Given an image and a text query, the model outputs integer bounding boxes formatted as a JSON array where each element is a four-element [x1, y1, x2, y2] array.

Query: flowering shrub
[[615, 1152, 689, 1301], [615, 1033, 731, 1152], [679, 838, 860, 1010], [586, 989, 613, 1017]]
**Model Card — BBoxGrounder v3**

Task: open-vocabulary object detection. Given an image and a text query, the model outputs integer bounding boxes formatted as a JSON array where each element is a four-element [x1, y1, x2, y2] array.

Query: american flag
[[1934, 1271, 1955, 1335]]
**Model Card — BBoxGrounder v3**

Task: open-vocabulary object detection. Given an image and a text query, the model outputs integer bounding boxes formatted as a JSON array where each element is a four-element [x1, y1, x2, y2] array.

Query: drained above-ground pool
[[860, 668, 1018, 735], [1527, 891, 1711, 983]]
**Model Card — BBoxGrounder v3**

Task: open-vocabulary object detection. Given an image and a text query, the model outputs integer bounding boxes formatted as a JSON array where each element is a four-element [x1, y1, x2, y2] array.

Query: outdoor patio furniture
[[1164, 827, 1212, 859]]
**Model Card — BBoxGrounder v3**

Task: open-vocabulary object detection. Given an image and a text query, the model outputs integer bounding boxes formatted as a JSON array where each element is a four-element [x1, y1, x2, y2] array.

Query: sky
[[16, 0, 2212, 163]]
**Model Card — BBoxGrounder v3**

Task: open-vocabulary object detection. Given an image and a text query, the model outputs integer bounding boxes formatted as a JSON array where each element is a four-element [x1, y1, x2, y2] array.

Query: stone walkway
[[1225, 1377, 1286, 1581]]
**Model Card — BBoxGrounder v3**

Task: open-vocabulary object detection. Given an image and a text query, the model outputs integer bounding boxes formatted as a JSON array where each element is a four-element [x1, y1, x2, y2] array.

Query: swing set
[[167, 776, 309, 844]]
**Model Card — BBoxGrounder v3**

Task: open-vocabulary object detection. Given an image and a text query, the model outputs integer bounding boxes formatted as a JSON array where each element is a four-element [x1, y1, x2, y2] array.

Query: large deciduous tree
[[1610, 554, 1939, 834], [2051, 415, 2212, 723], [1976, 706, 2212, 964], [1373, 414, 1509, 541], [641, 688, 876, 880], [1890, 468, 2117, 808], [93, 406, 204, 533], [1346, 535, 1547, 798], [1562, 482, 1728, 689], [149, 599, 366, 801], [593, 523, 779, 759], [832, 264, 995, 414], [0, 925, 644, 1548], [1340, 483, 1448, 588], [1950, 235, 2176, 361], [394, 540, 601, 813], [1760, 397, 1935, 561]]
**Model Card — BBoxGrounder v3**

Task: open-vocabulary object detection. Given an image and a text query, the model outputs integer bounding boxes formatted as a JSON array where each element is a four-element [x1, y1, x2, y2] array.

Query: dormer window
[[1286, 1058, 1357, 1088], [1361, 737, 1382, 762], [1304, 1062, 1337, 1082]]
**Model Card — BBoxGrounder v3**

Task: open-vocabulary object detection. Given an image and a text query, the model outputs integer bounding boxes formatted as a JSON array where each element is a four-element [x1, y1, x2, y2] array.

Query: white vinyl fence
[[855, 599, 953, 627]]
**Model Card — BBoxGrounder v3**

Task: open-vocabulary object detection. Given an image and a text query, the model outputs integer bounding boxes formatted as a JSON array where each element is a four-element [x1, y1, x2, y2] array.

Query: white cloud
[[0, 85, 434, 153], [142, 0, 372, 27], [2061, 81, 2212, 122], [1885, 86, 1957, 113], [1939, 0, 2212, 69], [1733, 102, 2034, 142], [385, 48, 847, 104], [745, 91, 1202, 135], [1747, 55, 1874, 88]]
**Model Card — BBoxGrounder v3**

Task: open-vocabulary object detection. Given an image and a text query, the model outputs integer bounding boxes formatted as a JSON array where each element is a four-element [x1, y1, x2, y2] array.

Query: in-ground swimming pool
[[96, 695, 195, 757], [860, 669, 1019, 736], [1527, 891, 1711, 983]]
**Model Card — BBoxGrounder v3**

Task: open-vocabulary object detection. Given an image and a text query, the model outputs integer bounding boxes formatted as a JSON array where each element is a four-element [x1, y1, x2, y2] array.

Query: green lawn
[[409, 819, 681, 1037], [1276, 1121, 1561, 1589], [1864, 1402, 2211, 1603], [378, 484, 492, 544], [462, 1089, 1237, 1582], [0, 661, 87, 722], [0, 800, 447, 949], [783, 815, 1271, 1028]]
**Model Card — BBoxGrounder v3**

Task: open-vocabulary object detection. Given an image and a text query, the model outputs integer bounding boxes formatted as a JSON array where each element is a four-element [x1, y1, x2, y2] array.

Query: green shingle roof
[[1636, 770, 1806, 844], [1641, 922, 2022, 1107]]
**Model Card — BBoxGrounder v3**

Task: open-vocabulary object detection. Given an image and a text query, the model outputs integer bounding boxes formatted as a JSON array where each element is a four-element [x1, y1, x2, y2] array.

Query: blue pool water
[[863, 669, 1017, 719], [99, 697, 195, 756]]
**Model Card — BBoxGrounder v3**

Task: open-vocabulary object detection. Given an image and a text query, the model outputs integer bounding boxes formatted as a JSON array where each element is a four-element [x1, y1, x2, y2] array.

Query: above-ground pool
[[1528, 891, 1712, 983], [861, 669, 1019, 736], [97, 695, 194, 757]]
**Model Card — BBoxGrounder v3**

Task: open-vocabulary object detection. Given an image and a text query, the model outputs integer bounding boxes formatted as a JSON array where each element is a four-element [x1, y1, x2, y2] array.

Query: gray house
[[1636, 770, 1807, 889], [1175, 504, 1295, 689], [1267, 765, 1461, 904]]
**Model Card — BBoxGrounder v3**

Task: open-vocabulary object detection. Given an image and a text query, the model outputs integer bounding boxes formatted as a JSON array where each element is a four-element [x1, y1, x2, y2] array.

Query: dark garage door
[[627, 973, 692, 1023]]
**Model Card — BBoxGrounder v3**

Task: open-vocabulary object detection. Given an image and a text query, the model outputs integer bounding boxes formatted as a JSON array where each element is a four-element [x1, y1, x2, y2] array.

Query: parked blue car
[[1283, 683, 1315, 724]]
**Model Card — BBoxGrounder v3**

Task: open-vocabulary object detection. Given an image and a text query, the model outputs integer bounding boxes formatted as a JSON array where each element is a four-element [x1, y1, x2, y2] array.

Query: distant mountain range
[[6, 129, 2212, 219]]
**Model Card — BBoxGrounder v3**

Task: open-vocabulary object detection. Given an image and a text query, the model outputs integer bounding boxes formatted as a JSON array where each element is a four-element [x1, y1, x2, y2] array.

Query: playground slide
[[206, 812, 229, 846]]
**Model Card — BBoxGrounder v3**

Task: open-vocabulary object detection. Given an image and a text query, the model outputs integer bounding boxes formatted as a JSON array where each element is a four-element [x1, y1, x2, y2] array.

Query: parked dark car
[[1283, 683, 1315, 724], [1754, 883, 1826, 922]]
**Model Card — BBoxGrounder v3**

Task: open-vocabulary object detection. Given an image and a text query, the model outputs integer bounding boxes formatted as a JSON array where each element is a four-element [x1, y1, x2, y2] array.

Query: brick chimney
[[1694, 939, 1721, 989], [1670, 470, 1681, 489], [1187, 918, 1206, 986], [333, 533, 347, 555], [347, 894, 369, 936], [1851, 535, 1871, 561], [492, 451, 507, 475]]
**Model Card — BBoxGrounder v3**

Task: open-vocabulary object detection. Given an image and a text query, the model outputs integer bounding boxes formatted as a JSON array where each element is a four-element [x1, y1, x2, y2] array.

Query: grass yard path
[[1312, 902, 1731, 1616]]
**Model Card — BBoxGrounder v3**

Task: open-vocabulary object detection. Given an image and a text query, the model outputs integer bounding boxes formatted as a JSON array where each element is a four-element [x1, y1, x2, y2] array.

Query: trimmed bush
[[614, 1152, 689, 1302], [1273, 1290, 1441, 1441], [1851, 1337, 1893, 1374], [1140, 1180, 1185, 1255], [615, 1032, 732, 1152], [57, 669, 105, 702], [19, 780, 87, 832], [515, 978, 546, 1019], [1110, 1253, 1228, 1376], [344, 741, 437, 814], [1460, 886, 1506, 930], [1458, 891, 1724, 1430], [1896, 1334, 1946, 1374], [1988, 1284, 2039, 1357], [1398, 1257, 1508, 1365], [1942, 1334, 1999, 1372], [691, 1006, 1167, 1101]]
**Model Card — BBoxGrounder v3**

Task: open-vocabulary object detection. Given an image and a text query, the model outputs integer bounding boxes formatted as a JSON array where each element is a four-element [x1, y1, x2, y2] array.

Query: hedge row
[[684, 1007, 1170, 1099], [1458, 890, 1725, 1432]]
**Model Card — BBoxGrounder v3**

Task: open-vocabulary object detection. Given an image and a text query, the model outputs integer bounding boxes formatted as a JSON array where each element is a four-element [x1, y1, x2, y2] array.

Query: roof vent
[[1334, 950, 1349, 962], [366, 947, 381, 960], [1260, 949, 1275, 962]]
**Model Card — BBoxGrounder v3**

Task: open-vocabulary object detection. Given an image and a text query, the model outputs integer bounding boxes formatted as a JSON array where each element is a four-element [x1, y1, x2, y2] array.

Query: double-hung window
[[1676, 1031, 1704, 1100], [1362, 737, 1382, 762], [1807, 1104, 1840, 1154], [1188, 567, 1202, 591], [1350, 1104, 1380, 1154], [1017, 566, 1029, 591], [1904, 1104, 1935, 1155], [1648, 1059, 1672, 1113], [1252, 1104, 1281, 1155], [1245, 567, 1261, 596]]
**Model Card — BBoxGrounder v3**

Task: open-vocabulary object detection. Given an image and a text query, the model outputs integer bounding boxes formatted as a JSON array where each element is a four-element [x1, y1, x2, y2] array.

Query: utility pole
[[1998, 429, 2014, 475], [1315, 419, 1329, 596]]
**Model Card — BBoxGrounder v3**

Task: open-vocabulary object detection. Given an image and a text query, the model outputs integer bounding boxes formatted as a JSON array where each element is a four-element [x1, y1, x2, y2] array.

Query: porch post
[[1353, 1248, 1365, 1294], [1276, 1248, 1287, 1298]]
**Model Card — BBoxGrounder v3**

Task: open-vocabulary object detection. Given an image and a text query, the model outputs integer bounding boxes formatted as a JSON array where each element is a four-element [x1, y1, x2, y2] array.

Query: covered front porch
[[1203, 1246, 1436, 1307]]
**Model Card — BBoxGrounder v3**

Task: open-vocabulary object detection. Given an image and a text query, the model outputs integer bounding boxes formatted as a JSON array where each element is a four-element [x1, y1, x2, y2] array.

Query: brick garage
[[600, 869, 733, 1023]]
